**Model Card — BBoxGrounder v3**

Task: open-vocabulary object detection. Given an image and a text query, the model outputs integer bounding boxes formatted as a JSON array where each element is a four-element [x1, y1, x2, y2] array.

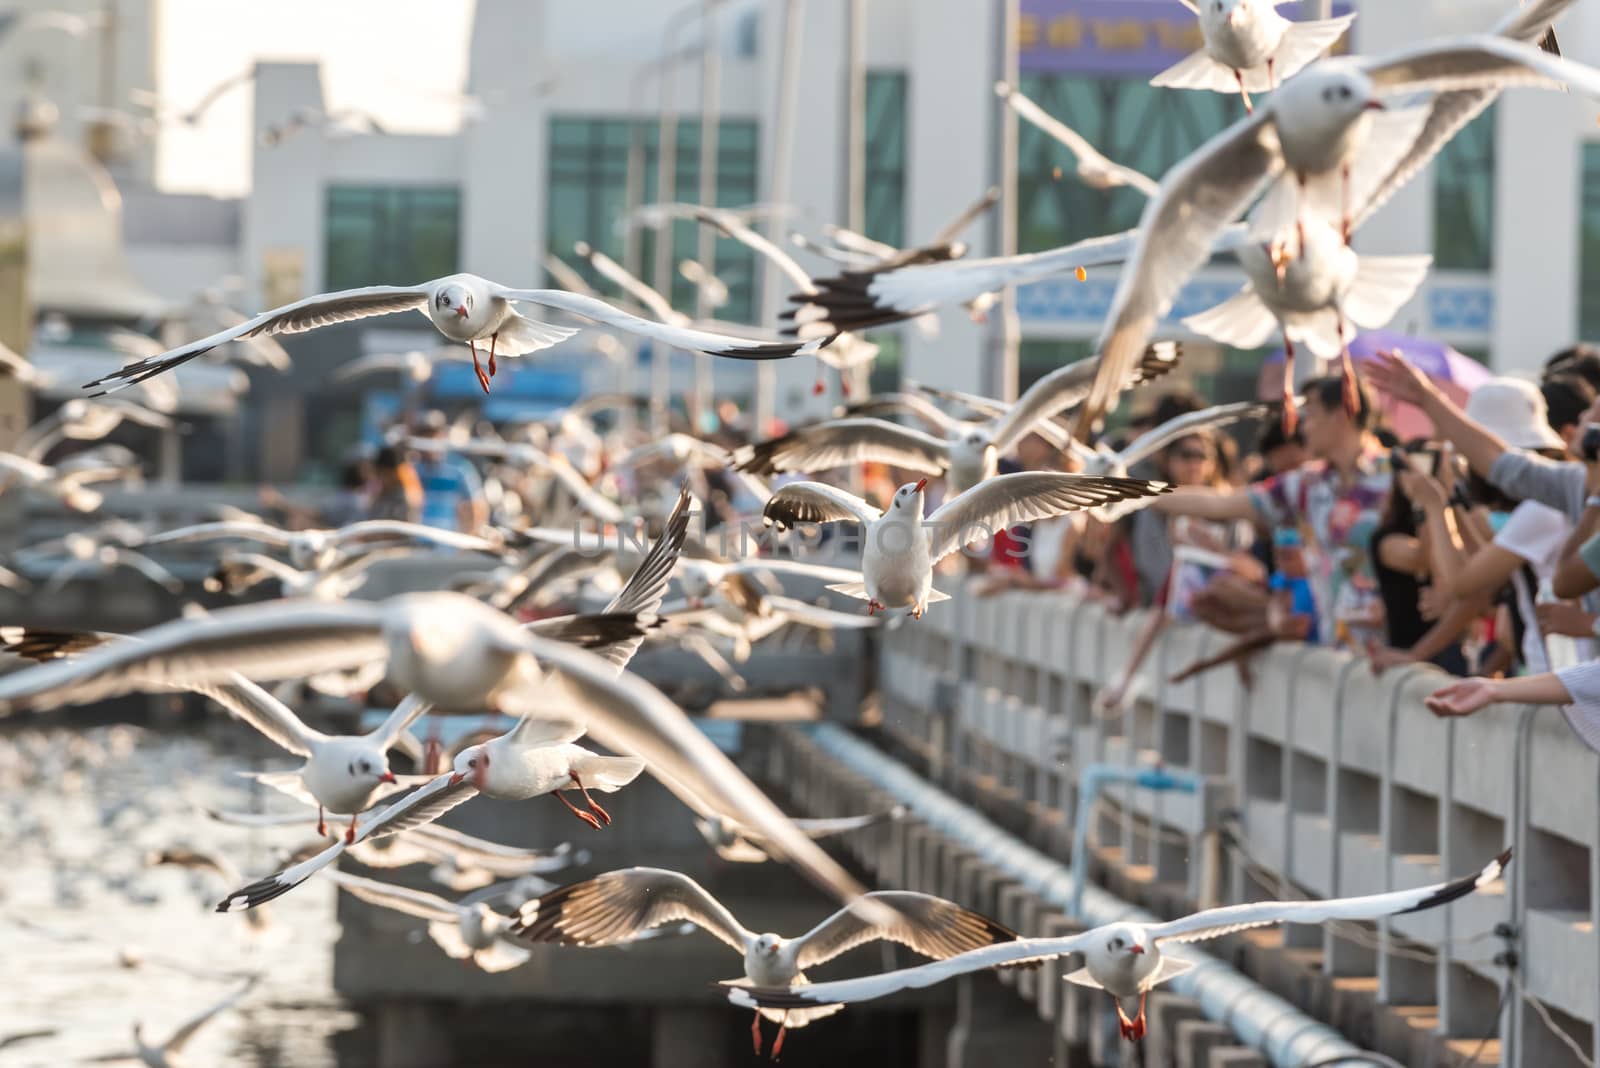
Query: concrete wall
[[870, 581, 1599, 1068]]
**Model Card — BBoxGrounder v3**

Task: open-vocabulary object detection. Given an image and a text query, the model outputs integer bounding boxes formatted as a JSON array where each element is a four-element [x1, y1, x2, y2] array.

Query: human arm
[[1149, 486, 1260, 523], [1425, 671, 1575, 717], [1097, 609, 1168, 714], [1368, 590, 1493, 674], [1551, 465, 1600, 598], [1366, 351, 1507, 478]]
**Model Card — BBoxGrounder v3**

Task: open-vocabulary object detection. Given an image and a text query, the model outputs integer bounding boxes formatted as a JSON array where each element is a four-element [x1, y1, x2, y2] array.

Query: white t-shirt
[[1494, 500, 1592, 671]]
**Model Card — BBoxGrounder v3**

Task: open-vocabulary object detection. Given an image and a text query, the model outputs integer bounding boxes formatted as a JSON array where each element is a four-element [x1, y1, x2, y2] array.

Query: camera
[[1581, 423, 1600, 462]]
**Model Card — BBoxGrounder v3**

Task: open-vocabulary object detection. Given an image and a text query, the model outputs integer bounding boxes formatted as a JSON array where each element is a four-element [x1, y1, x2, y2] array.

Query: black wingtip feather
[[1396, 848, 1512, 916], [215, 874, 295, 913]]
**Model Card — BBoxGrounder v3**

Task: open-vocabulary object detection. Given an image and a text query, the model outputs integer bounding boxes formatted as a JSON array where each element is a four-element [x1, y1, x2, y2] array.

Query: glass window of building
[[323, 186, 461, 292], [865, 71, 909, 249], [546, 117, 760, 322], [1433, 105, 1495, 271], [1581, 143, 1600, 339]]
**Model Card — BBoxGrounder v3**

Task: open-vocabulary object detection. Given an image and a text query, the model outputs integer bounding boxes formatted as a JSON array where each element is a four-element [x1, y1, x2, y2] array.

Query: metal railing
[[871, 580, 1598, 1068]]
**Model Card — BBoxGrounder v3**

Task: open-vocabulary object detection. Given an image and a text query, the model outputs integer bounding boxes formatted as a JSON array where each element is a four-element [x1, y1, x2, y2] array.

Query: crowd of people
[[956, 346, 1600, 747]]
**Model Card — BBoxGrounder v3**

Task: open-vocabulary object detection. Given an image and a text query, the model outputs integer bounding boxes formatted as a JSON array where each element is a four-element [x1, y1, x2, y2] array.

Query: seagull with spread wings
[[1151, 0, 1356, 112], [726, 850, 1510, 1043], [760, 473, 1170, 617], [510, 868, 1022, 1057], [85, 273, 825, 398], [328, 871, 536, 973]]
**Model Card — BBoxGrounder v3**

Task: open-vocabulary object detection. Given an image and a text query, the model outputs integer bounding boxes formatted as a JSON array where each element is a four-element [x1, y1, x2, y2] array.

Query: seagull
[[695, 806, 907, 864], [327, 870, 535, 973], [15, 397, 177, 462], [126, 71, 253, 129], [510, 869, 1023, 1057], [737, 343, 1181, 492], [203, 545, 420, 601], [159, 287, 293, 372], [0, 624, 430, 840], [145, 847, 276, 932], [0, 450, 131, 513], [141, 518, 501, 571], [995, 81, 1159, 196], [22, 530, 183, 596], [673, 557, 869, 614], [207, 719, 636, 908], [207, 634, 882, 917], [107, 977, 258, 1068], [760, 473, 1170, 617], [724, 849, 1511, 1043], [260, 105, 387, 147], [1066, 28, 1600, 438], [1152, 0, 1356, 112], [84, 273, 824, 398]]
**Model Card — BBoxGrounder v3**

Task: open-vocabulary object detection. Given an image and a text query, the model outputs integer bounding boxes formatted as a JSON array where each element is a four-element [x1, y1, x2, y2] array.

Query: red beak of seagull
[[914, 478, 928, 492], [448, 772, 466, 786], [454, 304, 470, 318], [1363, 99, 1386, 112], [1129, 945, 1145, 955], [378, 772, 397, 784]]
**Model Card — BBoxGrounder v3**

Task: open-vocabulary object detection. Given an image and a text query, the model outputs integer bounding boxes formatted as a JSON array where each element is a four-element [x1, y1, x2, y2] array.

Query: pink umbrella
[[1256, 331, 1492, 440]]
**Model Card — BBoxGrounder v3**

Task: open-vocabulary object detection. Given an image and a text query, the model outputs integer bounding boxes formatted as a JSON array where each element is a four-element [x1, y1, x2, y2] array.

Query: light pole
[[755, 0, 806, 436], [691, 0, 725, 433], [842, 0, 868, 400], [989, 0, 1021, 403]]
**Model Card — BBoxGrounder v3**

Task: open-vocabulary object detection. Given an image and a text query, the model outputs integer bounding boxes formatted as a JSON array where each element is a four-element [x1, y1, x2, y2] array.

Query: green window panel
[[324, 186, 461, 291], [546, 117, 760, 322]]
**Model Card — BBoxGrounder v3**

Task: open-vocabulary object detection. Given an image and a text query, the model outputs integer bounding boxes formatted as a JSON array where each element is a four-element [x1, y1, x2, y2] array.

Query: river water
[[0, 723, 362, 1067]]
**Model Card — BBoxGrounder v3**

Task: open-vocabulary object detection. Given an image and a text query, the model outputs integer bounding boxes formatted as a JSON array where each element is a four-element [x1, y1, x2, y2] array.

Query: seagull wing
[[764, 596, 882, 631], [1149, 848, 1511, 946], [576, 245, 682, 323], [787, 231, 1137, 337], [837, 392, 971, 436], [366, 694, 434, 750], [1115, 401, 1272, 470], [693, 208, 816, 294], [989, 341, 1182, 454], [927, 473, 1171, 563], [793, 806, 907, 838], [1073, 109, 1281, 438], [0, 599, 387, 714], [996, 81, 1159, 197], [163, 978, 258, 1055], [330, 520, 500, 554], [142, 520, 298, 550], [723, 933, 1090, 1009], [515, 636, 883, 914], [493, 287, 821, 361], [737, 419, 950, 478], [217, 773, 479, 911], [593, 484, 693, 669], [326, 871, 461, 924], [760, 482, 883, 531], [511, 867, 753, 951], [86, 285, 431, 391], [795, 891, 1020, 969]]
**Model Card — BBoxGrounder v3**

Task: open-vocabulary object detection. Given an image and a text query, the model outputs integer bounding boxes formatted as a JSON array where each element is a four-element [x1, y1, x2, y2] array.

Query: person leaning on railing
[[1139, 374, 1391, 647], [1427, 663, 1600, 755]]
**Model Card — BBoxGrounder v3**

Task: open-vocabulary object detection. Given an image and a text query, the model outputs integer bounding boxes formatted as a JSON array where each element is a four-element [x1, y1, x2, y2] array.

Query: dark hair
[[1302, 373, 1374, 429], [374, 445, 406, 470], [1541, 373, 1596, 434], [1543, 344, 1600, 392], [1150, 390, 1205, 429], [1257, 417, 1305, 455], [1373, 426, 1399, 448], [1467, 469, 1517, 512], [338, 459, 371, 490]]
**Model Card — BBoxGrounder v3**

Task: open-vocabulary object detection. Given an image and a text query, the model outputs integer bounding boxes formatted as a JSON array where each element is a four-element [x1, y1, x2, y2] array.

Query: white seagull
[[724, 849, 1511, 1043], [84, 273, 824, 398], [1152, 0, 1356, 112], [695, 806, 907, 864], [510, 868, 1022, 1057], [97, 977, 258, 1068], [0, 450, 130, 513], [760, 473, 1170, 617], [328, 870, 535, 973], [141, 518, 501, 571]]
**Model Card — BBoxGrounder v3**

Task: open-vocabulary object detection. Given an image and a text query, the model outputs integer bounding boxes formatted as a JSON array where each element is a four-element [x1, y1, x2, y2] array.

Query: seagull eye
[[1339, 85, 1352, 99]]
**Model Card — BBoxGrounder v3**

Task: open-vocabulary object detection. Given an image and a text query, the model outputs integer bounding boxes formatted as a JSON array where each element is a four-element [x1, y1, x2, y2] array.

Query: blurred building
[[9, 0, 1598, 480]]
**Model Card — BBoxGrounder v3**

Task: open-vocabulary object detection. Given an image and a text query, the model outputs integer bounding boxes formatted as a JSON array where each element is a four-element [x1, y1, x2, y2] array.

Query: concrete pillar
[[1208, 1048, 1269, 1068], [948, 974, 1051, 1068], [1147, 992, 1207, 1068], [1175, 1019, 1238, 1068], [652, 1005, 733, 1068], [374, 1000, 452, 1068], [918, 1008, 952, 1068]]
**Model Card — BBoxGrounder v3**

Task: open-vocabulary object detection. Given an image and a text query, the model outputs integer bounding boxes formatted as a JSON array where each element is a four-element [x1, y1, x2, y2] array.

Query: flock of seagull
[[10, 0, 1588, 1059]]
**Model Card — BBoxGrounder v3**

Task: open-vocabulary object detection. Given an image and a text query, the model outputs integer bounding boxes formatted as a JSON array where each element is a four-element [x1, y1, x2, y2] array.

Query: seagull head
[[451, 744, 490, 790], [891, 480, 928, 515], [346, 753, 397, 788], [436, 284, 474, 320], [754, 932, 783, 958], [1100, 923, 1149, 962]]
